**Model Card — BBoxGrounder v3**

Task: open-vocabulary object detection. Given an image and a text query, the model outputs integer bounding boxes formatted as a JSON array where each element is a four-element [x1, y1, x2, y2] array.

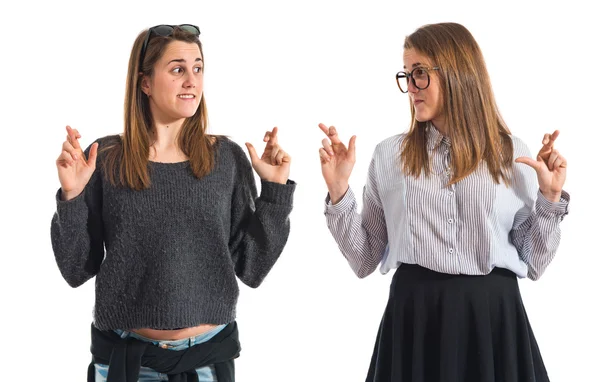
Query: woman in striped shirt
[[318, 22, 568, 382]]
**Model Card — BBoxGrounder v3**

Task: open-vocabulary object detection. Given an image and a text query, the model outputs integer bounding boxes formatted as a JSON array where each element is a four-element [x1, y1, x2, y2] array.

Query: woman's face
[[142, 40, 204, 125], [402, 48, 445, 132]]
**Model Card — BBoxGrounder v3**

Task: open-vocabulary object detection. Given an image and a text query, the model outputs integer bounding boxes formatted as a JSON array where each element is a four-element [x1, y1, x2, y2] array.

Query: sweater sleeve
[[228, 144, 296, 288], [50, 142, 105, 288]]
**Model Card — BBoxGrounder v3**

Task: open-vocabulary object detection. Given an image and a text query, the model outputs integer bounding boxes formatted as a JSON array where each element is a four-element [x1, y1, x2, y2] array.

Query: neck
[[149, 112, 187, 160], [431, 117, 448, 136], [152, 121, 184, 147], [150, 105, 186, 145]]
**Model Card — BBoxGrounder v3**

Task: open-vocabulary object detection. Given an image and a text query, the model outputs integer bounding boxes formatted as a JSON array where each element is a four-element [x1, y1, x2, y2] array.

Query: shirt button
[[449, 248, 454, 254], [448, 219, 454, 224], [448, 191, 454, 195], [160, 344, 169, 349]]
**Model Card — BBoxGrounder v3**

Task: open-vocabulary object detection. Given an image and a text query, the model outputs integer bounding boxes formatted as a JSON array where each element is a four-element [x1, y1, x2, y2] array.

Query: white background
[[0, 0, 598, 380]]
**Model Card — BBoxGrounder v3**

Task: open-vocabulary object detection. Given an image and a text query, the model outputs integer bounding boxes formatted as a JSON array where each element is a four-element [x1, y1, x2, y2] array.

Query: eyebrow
[[403, 62, 426, 69], [167, 57, 203, 65]]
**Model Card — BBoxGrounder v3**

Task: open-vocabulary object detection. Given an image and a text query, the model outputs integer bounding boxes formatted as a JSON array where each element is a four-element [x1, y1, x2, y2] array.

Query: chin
[[414, 113, 432, 123], [178, 108, 200, 119]]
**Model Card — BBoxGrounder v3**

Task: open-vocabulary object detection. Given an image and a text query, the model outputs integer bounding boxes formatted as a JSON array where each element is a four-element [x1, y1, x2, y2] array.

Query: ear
[[140, 74, 151, 96]]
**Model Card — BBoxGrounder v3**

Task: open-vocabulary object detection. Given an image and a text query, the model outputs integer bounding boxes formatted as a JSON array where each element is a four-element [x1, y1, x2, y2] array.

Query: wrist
[[327, 182, 349, 204], [61, 188, 83, 201], [540, 189, 561, 203], [263, 177, 288, 185]]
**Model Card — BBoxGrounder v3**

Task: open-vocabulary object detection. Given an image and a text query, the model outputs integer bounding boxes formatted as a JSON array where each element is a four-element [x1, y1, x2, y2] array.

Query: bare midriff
[[132, 323, 218, 341]]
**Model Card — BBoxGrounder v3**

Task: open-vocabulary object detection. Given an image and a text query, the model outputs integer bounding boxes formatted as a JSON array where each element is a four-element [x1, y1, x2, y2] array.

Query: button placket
[[448, 181, 457, 258]]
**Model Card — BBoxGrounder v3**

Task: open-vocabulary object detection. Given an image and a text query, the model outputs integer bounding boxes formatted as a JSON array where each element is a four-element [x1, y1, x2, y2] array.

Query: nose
[[183, 72, 196, 88], [407, 77, 419, 94]]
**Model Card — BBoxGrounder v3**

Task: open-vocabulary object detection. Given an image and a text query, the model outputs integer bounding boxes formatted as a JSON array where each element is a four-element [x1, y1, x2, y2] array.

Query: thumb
[[245, 143, 259, 163], [515, 156, 540, 170], [348, 135, 357, 160], [87, 143, 99, 167]]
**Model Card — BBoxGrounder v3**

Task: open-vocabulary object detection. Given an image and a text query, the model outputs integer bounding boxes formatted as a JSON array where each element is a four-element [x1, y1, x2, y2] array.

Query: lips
[[413, 99, 424, 105]]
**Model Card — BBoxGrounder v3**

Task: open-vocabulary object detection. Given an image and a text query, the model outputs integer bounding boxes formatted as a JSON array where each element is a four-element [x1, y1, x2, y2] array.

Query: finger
[[319, 148, 331, 163], [548, 130, 560, 144], [515, 156, 542, 171], [348, 135, 357, 161], [245, 142, 259, 163], [552, 156, 565, 171], [59, 150, 76, 166], [87, 142, 99, 167], [547, 149, 560, 171], [264, 127, 279, 145], [66, 125, 82, 150], [280, 150, 291, 163], [321, 138, 334, 155], [57, 151, 73, 166], [327, 126, 342, 144], [550, 151, 566, 170], [62, 140, 79, 161], [67, 126, 82, 139], [66, 134, 82, 144], [270, 126, 279, 143], [318, 123, 330, 136], [318, 123, 342, 144], [275, 150, 285, 165], [558, 155, 567, 168], [541, 133, 551, 146], [270, 145, 281, 164], [541, 130, 560, 148]]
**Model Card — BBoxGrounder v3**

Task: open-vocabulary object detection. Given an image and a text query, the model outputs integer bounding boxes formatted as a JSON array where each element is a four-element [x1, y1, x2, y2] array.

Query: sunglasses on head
[[139, 24, 201, 72]]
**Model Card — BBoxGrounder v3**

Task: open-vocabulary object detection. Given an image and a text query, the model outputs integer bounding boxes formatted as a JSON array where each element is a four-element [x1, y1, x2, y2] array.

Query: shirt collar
[[426, 123, 451, 152]]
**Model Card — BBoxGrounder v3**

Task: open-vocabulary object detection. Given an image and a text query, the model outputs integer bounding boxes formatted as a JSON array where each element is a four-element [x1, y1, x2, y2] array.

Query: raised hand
[[56, 125, 99, 201], [318, 123, 356, 204], [515, 130, 567, 202], [245, 127, 291, 184]]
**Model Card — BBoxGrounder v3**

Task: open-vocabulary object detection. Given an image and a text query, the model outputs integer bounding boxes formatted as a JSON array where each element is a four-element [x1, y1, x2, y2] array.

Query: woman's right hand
[[56, 126, 99, 201], [318, 123, 356, 204]]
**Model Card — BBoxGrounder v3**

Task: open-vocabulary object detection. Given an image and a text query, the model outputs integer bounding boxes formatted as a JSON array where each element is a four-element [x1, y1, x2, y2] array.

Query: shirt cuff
[[536, 189, 570, 219], [324, 187, 355, 215]]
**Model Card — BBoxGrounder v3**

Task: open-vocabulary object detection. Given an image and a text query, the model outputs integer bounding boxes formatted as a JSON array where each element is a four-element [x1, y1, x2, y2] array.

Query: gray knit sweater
[[51, 135, 295, 331]]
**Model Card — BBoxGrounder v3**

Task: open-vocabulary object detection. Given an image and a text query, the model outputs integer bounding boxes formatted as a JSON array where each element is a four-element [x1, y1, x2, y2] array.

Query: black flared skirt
[[366, 264, 549, 382]]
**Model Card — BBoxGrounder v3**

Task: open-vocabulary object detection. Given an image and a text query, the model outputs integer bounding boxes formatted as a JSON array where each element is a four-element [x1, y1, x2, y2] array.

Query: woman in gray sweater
[[51, 24, 295, 381]]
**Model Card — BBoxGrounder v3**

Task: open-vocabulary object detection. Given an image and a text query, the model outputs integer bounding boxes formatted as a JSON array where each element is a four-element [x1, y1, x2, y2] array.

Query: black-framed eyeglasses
[[139, 24, 201, 72], [396, 66, 440, 93]]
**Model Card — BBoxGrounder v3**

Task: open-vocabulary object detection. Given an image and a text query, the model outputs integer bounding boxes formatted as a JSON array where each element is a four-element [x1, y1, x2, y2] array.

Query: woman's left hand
[[515, 130, 567, 202], [245, 127, 291, 184]]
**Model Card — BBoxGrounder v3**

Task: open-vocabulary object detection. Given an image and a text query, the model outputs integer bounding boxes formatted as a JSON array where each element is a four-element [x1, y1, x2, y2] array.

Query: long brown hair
[[102, 27, 215, 190], [400, 22, 513, 185]]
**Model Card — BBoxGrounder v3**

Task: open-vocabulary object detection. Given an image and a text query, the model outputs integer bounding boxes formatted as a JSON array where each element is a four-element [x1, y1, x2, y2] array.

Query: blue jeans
[[94, 324, 227, 382]]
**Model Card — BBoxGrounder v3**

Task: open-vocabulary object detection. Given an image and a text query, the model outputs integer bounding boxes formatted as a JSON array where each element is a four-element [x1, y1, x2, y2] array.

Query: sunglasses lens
[[152, 25, 175, 37], [179, 24, 200, 36]]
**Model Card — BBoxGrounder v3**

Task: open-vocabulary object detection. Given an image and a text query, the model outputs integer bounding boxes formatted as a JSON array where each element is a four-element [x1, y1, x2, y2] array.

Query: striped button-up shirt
[[324, 125, 570, 280]]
